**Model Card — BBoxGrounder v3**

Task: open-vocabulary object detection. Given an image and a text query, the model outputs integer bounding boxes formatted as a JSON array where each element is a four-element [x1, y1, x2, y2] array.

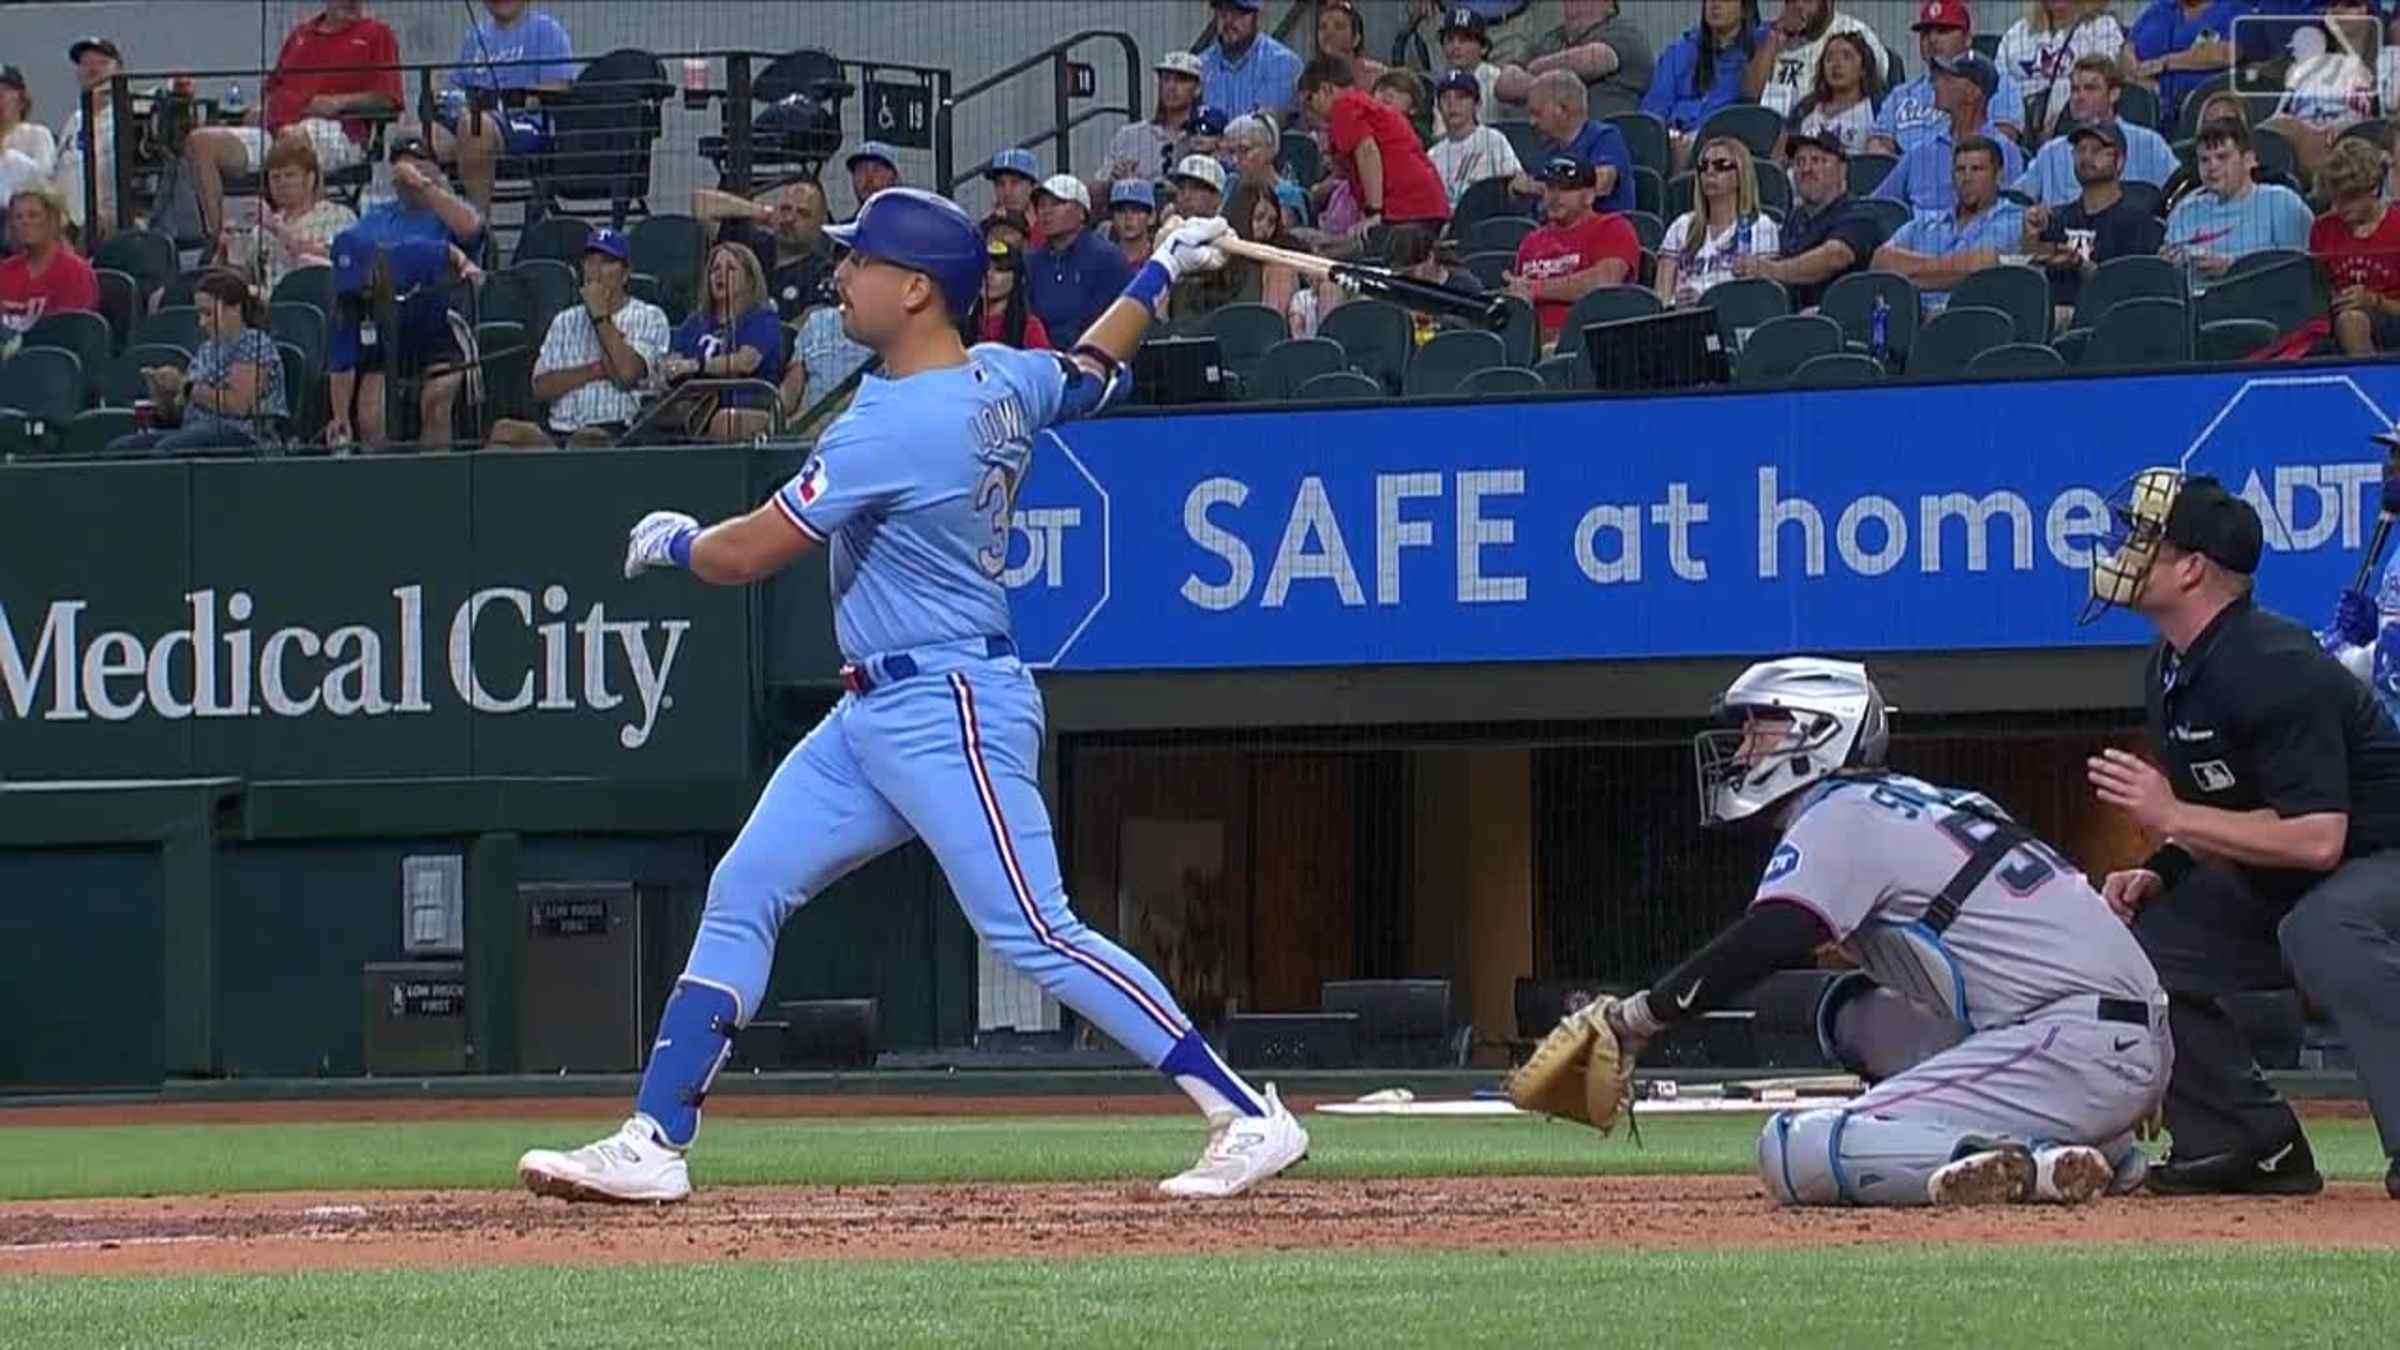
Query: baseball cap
[[1032, 172, 1091, 212], [1912, 0, 1973, 32], [2068, 119, 2128, 151], [1435, 68, 1482, 100], [0, 66, 25, 92], [846, 140, 898, 172], [1189, 105, 1230, 137], [67, 37, 121, 64], [1171, 154, 1227, 194], [388, 135, 436, 165], [986, 147, 1039, 182], [1212, 0, 1264, 11], [1930, 52, 2000, 100], [1786, 127, 1851, 160], [585, 227, 632, 263], [2162, 477, 2264, 575], [1440, 7, 1492, 41], [1539, 156, 1597, 189], [330, 226, 375, 296], [1156, 51, 1206, 80], [1110, 178, 1157, 211]]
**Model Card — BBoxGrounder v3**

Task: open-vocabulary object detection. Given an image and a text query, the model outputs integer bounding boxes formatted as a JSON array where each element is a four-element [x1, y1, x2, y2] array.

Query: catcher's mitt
[[1504, 998, 1635, 1133]]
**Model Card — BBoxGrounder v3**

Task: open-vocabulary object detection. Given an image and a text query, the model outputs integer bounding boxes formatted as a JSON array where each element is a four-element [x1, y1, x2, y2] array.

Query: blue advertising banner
[[1001, 369, 2400, 672]]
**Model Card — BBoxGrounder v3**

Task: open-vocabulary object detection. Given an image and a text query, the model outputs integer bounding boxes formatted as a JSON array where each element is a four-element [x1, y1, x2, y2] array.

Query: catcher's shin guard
[[1758, 1107, 1993, 1207], [633, 977, 742, 1148]]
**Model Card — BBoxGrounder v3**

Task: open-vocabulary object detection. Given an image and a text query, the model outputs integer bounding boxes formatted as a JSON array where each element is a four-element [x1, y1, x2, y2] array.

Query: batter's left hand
[[1154, 216, 1230, 281], [2087, 749, 2178, 835], [625, 510, 700, 579]]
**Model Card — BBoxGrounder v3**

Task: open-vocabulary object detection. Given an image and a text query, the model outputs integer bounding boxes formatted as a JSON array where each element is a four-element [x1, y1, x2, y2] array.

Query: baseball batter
[[1541, 658, 2169, 1205], [516, 191, 1306, 1203]]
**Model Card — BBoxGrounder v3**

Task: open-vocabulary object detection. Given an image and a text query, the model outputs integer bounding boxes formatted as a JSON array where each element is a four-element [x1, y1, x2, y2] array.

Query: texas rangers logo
[[795, 456, 829, 506]]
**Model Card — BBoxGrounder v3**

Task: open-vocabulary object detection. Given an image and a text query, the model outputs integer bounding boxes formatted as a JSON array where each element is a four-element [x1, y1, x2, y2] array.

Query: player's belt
[[841, 635, 1015, 694], [2095, 997, 2148, 1027]]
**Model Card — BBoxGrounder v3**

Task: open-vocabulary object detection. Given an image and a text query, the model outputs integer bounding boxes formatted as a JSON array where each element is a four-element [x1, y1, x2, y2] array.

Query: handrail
[[938, 30, 1140, 196]]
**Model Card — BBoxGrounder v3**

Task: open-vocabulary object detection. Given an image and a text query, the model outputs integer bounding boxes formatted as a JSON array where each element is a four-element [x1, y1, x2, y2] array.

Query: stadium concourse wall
[[2, 364, 2392, 1092]]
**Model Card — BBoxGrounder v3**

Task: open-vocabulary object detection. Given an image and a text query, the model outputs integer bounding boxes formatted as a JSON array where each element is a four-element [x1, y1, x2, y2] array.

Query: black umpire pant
[[2135, 851, 2400, 1160]]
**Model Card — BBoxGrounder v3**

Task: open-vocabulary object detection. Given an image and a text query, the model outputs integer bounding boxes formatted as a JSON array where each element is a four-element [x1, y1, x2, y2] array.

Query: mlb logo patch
[[796, 457, 830, 506], [2192, 760, 2238, 793]]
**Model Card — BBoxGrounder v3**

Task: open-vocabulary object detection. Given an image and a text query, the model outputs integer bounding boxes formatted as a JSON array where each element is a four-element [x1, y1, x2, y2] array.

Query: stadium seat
[[2197, 317, 2278, 362], [24, 311, 112, 383], [1561, 285, 1661, 344], [1250, 336, 1347, 401], [1199, 303, 1291, 392], [134, 305, 206, 353], [1632, 165, 1663, 218], [100, 343, 193, 407], [631, 213, 708, 320], [275, 340, 310, 446], [2197, 254, 2328, 338], [515, 215, 593, 267], [1664, 171, 1694, 222], [2118, 180, 2162, 218], [1462, 250, 1516, 289], [1470, 216, 1535, 254], [95, 267, 140, 353], [91, 228, 177, 304], [0, 409, 48, 459], [628, 271, 688, 326], [1459, 364, 1544, 394], [1492, 294, 1539, 367], [698, 48, 852, 189], [1847, 153, 1897, 199], [1949, 264, 2053, 343], [1495, 119, 1543, 169], [1855, 197, 1913, 240], [1965, 340, 2067, 375], [1280, 129, 1323, 188], [2221, 248, 2308, 283], [2080, 296, 2191, 369], [1294, 369, 1384, 402], [1905, 304, 2015, 378], [1320, 298, 1413, 393], [2068, 255, 2183, 333], [1607, 112, 1671, 176], [1733, 313, 1840, 386], [1621, 210, 1665, 251], [1699, 276, 1790, 356], [270, 301, 329, 371], [0, 348, 87, 427], [2174, 72, 2232, 140], [1449, 175, 1521, 240], [544, 48, 674, 228], [476, 320, 535, 426], [159, 268, 203, 312], [1818, 271, 1921, 364], [503, 258, 580, 341], [2115, 82, 2161, 132], [1535, 350, 1591, 391], [1789, 351, 1885, 387], [1755, 162, 1792, 214], [271, 266, 336, 321], [1694, 103, 1785, 161], [1403, 329, 1506, 396], [59, 406, 137, 459]]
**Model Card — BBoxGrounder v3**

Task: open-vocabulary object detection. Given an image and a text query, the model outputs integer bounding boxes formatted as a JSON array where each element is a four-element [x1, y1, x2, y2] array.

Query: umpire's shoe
[[2145, 1132, 2324, 1197]]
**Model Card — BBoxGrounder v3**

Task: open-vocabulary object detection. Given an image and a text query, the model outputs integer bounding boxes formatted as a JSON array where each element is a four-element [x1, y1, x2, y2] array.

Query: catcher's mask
[[1694, 657, 1888, 828], [2082, 466, 2184, 625]]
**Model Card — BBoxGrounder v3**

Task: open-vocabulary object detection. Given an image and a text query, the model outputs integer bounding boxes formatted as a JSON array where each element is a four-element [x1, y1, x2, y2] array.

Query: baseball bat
[[2357, 432, 2400, 591], [1215, 237, 1512, 330]]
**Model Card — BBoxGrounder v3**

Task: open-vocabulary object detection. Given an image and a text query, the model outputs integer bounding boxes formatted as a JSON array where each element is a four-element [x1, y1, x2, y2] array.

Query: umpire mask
[[2081, 466, 2182, 626], [1694, 657, 1889, 828]]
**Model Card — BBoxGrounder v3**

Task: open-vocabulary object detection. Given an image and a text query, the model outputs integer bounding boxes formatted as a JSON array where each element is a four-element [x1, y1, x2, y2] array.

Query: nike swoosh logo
[[1673, 980, 1703, 1011], [2112, 1037, 2138, 1052], [2258, 1142, 2295, 1173]]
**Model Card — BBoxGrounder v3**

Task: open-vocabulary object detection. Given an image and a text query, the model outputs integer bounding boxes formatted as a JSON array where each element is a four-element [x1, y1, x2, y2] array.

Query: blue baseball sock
[[633, 977, 742, 1149], [1159, 1027, 1266, 1118]]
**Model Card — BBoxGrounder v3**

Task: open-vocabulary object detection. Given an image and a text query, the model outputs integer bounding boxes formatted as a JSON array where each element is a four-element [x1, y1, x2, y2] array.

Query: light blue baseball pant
[[636, 646, 1245, 1145]]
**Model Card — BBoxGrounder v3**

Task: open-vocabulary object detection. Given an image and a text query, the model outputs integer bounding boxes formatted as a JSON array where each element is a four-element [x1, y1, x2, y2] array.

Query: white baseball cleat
[[2032, 1145, 2115, 1204], [1159, 1085, 1309, 1199], [517, 1117, 691, 1204], [1927, 1145, 2036, 1206]]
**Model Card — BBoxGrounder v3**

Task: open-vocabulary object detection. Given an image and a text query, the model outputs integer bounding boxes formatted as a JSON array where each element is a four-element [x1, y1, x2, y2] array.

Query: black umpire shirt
[[2146, 594, 2400, 901]]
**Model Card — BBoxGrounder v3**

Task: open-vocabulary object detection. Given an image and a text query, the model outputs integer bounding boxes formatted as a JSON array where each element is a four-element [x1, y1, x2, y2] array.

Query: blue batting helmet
[[827, 187, 987, 318]]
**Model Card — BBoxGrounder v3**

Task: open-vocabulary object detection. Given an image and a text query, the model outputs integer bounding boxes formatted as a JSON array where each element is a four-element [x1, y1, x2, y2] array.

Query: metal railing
[[937, 31, 1139, 197]]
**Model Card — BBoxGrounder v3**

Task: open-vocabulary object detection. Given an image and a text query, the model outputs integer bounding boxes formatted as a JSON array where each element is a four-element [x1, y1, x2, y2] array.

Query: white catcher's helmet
[[1694, 657, 1890, 828]]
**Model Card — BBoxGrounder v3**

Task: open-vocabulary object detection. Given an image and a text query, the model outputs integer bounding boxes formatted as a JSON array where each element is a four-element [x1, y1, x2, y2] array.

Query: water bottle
[[224, 82, 245, 118], [1869, 294, 1890, 361]]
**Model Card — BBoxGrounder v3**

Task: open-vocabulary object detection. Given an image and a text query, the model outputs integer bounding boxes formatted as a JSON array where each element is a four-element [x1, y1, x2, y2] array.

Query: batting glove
[[1154, 216, 1231, 282], [625, 510, 700, 579]]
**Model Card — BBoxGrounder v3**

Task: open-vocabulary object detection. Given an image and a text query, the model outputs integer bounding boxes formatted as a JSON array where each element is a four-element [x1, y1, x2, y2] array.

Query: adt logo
[[2181, 375, 2392, 557], [1004, 429, 1110, 667]]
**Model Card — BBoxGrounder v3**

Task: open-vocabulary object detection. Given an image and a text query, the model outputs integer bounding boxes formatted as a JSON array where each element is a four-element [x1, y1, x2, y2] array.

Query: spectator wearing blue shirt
[[1509, 68, 1634, 212], [1025, 173, 1135, 341], [357, 137, 485, 256], [431, 0, 575, 219], [1643, 0, 1764, 170], [2011, 55, 2179, 205], [1870, 134, 2029, 311], [2127, 0, 2248, 122], [1867, 0, 2028, 156], [1202, 0, 1305, 118], [1871, 53, 2024, 212], [659, 241, 788, 443], [326, 223, 484, 449], [2163, 117, 2315, 290]]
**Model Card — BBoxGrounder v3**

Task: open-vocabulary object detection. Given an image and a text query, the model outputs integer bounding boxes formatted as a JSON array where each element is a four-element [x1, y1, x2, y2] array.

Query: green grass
[[2, 1113, 2390, 1201], [4, 1246, 2396, 1349]]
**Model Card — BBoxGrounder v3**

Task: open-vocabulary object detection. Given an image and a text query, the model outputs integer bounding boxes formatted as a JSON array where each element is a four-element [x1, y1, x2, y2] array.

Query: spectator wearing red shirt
[[1298, 56, 1449, 262], [1509, 156, 1638, 343], [0, 183, 99, 343], [2315, 137, 2400, 357], [186, 0, 402, 239]]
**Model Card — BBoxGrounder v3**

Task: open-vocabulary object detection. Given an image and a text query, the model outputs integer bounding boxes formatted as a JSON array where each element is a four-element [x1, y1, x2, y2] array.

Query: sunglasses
[[1700, 158, 1739, 173]]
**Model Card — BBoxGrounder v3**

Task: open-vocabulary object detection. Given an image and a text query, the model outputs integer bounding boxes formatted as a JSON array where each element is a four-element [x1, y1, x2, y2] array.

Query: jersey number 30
[[973, 463, 1021, 579]]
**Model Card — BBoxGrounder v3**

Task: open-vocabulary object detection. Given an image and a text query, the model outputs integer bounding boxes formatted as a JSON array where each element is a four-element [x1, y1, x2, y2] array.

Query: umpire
[[2083, 470, 2400, 1199]]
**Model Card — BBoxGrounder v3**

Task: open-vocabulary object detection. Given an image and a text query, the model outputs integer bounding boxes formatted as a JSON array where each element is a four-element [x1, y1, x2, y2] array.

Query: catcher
[[1510, 657, 2169, 1207]]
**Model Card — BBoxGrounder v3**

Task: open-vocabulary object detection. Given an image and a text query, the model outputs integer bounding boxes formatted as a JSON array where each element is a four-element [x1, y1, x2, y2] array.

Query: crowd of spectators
[[15, 0, 2400, 460]]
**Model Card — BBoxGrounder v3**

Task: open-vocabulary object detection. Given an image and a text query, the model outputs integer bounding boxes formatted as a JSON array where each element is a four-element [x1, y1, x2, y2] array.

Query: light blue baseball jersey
[[2326, 550, 2400, 724], [2011, 120, 2178, 206], [2164, 183, 2314, 289], [773, 344, 1101, 662], [1873, 73, 2028, 153]]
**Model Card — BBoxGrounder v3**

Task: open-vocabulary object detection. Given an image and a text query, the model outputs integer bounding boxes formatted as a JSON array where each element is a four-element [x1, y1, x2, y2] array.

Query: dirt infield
[[0, 1176, 2391, 1278], [0, 1095, 1213, 1128]]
